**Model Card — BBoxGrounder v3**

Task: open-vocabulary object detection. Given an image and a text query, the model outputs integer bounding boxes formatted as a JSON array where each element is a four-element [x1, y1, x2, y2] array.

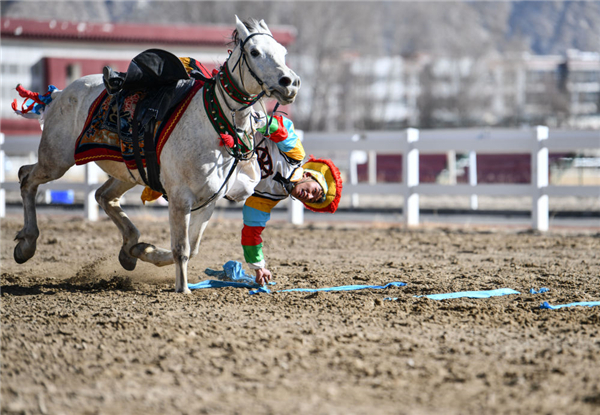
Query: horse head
[[229, 16, 300, 106]]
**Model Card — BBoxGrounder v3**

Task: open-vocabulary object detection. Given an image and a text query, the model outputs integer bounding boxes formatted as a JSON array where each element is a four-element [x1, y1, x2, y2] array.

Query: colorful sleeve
[[242, 195, 281, 269], [264, 115, 305, 162]]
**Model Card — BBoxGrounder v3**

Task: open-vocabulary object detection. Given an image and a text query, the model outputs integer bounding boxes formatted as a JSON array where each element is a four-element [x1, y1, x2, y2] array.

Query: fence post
[[403, 128, 419, 226], [0, 133, 5, 218], [532, 126, 549, 231], [469, 150, 478, 210], [84, 164, 100, 221], [368, 150, 377, 185], [289, 198, 304, 225], [349, 151, 359, 208], [349, 150, 367, 208], [287, 129, 305, 225]]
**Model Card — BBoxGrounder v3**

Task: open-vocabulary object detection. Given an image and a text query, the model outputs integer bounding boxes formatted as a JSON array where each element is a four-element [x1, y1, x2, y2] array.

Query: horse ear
[[235, 15, 250, 42], [258, 19, 273, 35]]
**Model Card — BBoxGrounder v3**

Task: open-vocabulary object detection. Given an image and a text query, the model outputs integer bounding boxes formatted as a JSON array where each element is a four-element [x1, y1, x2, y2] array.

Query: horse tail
[[12, 84, 61, 123]]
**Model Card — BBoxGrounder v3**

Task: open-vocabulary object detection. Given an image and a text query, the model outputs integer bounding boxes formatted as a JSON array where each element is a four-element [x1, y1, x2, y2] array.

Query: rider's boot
[[102, 66, 125, 95]]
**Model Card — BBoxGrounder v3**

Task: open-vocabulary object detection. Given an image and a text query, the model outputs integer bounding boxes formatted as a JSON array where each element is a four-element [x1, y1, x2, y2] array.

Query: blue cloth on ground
[[188, 279, 262, 290], [530, 288, 550, 294], [204, 260, 257, 285], [189, 261, 273, 292], [188, 279, 272, 293], [189, 261, 407, 295], [540, 301, 600, 310], [417, 288, 520, 300]]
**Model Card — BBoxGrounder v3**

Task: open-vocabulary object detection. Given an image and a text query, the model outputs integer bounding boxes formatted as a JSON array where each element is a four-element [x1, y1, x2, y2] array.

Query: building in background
[[491, 49, 600, 128], [328, 49, 600, 131], [1, 17, 597, 188], [0, 17, 296, 137]]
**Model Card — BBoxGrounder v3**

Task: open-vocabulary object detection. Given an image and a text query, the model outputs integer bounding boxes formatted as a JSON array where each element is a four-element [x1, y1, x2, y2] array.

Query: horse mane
[[230, 18, 263, 46]]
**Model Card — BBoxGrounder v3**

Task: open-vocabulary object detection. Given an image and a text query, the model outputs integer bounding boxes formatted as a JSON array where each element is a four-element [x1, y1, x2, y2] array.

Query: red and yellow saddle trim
[[155, 80, 203, 161], [74, 80, 203, 168], [73, 89, 122, 165]]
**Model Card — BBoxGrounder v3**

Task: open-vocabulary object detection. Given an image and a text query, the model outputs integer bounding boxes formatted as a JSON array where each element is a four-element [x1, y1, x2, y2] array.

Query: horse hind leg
[[130, 243, 174, 267], [14, 160, 72, 263], [188, 205, 216, 259], [128, 207, 212, 270], [94, 177, 140, 271], [125, 188, 175, 268]]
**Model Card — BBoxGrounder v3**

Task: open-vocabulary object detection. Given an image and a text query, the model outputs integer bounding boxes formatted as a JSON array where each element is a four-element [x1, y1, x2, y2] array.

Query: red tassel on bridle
[[219, 133, 235, 148]]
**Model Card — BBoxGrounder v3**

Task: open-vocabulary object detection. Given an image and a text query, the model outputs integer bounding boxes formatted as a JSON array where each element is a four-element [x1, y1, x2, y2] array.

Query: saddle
[[103, 49, 197, 196]]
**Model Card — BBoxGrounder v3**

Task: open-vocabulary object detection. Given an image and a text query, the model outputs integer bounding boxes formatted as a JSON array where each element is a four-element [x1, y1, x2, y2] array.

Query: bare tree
[[4, 0, 598, 130]]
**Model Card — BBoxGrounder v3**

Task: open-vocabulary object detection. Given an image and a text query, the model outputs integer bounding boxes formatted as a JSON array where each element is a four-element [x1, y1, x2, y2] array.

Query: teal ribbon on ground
[[188, 278, 405, 295], [190, 262, 406, 295], [421, 288, 521, 300], [187, 279, 266, 290], [270, 281, 406, 294], [386, 288, 521, 301], [540, 301, 600, 310]]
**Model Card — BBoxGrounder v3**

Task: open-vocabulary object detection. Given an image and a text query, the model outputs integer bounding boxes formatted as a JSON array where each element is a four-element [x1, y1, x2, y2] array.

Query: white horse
[[13, 17, 300, 293]]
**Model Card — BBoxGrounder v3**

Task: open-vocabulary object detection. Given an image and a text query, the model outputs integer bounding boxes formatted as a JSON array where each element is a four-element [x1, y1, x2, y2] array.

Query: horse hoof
[[119, 247, 137, 271], [176, 286, 192, 294], [14, 243, 33, 264], [130, 242, 155, 258]]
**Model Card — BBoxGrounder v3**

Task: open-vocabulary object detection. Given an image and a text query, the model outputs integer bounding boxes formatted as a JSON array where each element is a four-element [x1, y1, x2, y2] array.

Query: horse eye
[[250, 49, 260, 57]]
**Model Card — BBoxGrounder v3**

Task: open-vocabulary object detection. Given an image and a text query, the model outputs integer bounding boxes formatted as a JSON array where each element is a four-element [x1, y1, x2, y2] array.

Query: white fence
[[300, 127, 600, 231], [0, 133, 102, 220], [2, 128, 599, 230]]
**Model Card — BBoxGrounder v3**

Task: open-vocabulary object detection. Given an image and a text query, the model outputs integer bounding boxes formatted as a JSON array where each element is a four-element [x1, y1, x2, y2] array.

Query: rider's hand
[[256, 115, 281, 136], [255, 268, 272, 286]]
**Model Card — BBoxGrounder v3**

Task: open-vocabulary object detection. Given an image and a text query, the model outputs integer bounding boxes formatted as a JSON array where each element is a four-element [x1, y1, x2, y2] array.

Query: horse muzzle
[[267, 73, 301, 105]]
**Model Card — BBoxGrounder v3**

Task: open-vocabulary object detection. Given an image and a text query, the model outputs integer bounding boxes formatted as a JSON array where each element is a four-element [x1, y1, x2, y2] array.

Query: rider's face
[[291, 175, 324, 204]]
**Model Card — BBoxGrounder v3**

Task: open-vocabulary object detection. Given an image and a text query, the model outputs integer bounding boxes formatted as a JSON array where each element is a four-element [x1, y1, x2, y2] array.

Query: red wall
[[43, 57, 130, 89], [357, 154, 569, 184]]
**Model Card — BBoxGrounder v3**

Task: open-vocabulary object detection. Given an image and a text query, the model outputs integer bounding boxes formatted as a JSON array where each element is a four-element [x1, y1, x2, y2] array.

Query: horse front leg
[[129, 204, 215, 276], [168, 199, 192, 293]]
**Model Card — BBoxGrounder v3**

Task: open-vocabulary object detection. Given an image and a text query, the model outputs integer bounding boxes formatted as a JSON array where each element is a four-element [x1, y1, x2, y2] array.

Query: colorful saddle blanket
[[74, 80, 203, 169]]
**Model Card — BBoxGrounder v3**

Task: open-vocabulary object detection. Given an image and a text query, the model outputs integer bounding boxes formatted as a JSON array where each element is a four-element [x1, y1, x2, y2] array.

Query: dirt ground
[[1, 213, 599, 415]]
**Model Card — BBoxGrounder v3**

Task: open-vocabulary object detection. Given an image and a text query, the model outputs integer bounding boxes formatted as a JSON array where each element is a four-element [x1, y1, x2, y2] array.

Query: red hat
[[301, 156, 343, 213]]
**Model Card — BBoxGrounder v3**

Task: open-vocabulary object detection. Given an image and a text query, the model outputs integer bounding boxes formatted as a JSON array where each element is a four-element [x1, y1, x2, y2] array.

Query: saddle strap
[[130, 102, 151, 189], [130, 112, 168, 197], [143, 116, 167, 196]]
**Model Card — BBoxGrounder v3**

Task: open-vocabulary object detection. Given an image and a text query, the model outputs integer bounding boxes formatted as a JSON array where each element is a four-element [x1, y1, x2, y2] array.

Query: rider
[[243, 114, 342, 285]]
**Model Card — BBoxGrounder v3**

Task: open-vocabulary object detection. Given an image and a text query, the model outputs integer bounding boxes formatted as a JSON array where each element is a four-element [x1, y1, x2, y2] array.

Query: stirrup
[[102, 66, 124, 95]]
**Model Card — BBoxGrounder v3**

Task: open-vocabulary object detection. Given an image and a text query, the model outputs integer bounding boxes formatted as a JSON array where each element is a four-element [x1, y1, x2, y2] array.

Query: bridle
[[229, 32, 276, 103], [191, 31, 280, 212], [217, 30, 282, 157]]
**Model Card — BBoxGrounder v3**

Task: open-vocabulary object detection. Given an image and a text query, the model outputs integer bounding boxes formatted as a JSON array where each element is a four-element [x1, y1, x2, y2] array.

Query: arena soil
[[2, 214, 599, 415]]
